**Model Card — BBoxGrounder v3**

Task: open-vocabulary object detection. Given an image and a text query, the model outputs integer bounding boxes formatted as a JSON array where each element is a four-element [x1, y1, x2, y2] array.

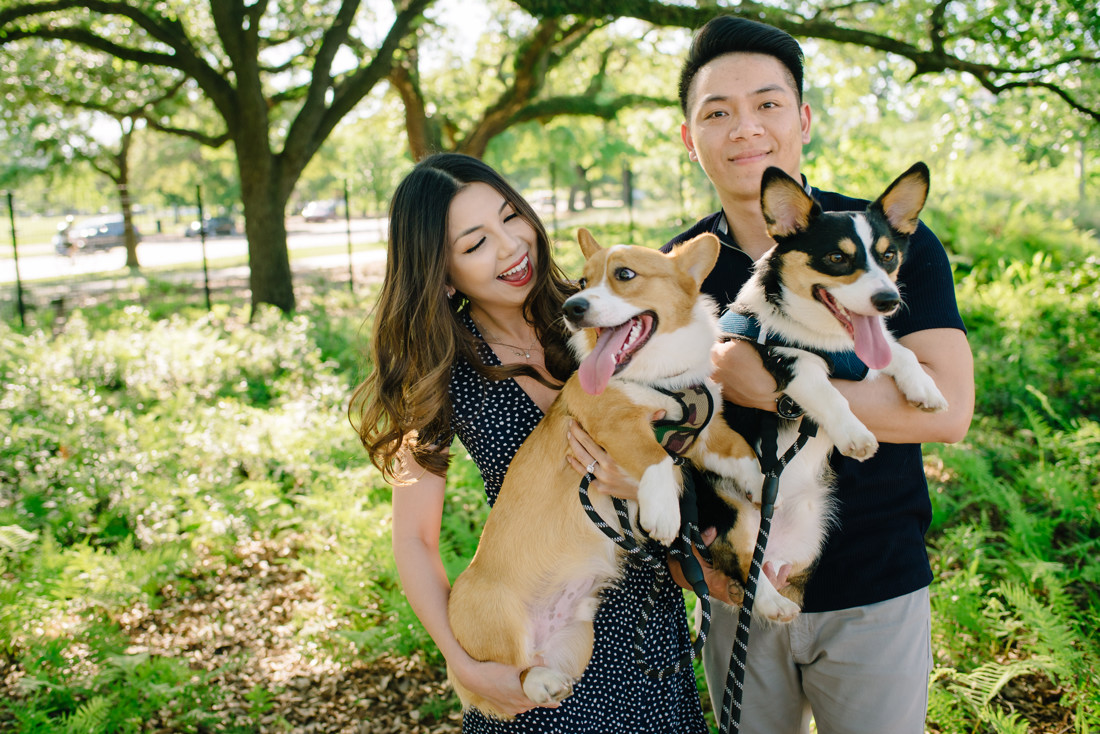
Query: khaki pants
[[703, 587, 933, 734]]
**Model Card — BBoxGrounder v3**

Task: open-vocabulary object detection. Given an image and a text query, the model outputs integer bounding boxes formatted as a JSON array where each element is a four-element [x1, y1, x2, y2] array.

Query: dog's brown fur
[[447, 230, 759, 718]]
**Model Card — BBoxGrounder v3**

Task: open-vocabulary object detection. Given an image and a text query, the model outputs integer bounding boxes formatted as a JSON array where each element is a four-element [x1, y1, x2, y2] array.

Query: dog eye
[[615, 267, 636, 281], [577, 277, 587, 289], [881, 249, 897, 262], [826, 252, 847, 265]]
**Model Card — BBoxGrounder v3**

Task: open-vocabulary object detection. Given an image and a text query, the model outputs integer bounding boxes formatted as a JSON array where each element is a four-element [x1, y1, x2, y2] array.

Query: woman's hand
[[566, 419, 641, 501], [450, 657, 558, 717]]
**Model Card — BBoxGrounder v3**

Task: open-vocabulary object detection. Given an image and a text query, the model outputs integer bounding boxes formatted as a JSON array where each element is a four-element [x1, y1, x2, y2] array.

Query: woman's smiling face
[[446, 182, 538, 309]]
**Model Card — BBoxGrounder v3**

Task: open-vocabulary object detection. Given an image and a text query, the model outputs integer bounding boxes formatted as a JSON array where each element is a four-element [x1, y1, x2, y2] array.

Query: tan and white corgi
[[700, 162, 949, 622], [447, 229, 760, 718]]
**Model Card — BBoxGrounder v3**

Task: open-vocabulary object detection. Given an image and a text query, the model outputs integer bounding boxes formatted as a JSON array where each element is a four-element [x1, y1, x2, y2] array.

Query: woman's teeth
[[499, 255, 529, 280]]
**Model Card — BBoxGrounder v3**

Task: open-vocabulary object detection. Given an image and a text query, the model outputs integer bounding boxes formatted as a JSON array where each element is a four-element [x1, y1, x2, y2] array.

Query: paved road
[[1, 217, 388, 285]]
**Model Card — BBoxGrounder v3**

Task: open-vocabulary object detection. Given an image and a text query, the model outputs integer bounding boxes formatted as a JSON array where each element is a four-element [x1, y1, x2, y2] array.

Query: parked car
[[301, 200, 338, 222], [66, 215, 141, 252], [185, 216, 236, 237]]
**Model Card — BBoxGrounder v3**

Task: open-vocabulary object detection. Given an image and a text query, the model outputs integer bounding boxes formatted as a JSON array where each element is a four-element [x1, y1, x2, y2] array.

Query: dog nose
[[563, 296, 589, 322], [871, 290, 900, 313]]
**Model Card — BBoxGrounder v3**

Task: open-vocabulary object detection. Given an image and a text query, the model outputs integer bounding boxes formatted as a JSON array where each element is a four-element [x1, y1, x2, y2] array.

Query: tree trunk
[[573, 163, 593, 209], [621, 161, 634, 208], [117, 125, 141, 270], [237, 140, 295, 315]]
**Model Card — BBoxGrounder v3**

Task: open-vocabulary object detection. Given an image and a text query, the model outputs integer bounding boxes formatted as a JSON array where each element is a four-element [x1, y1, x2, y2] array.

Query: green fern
[[997, 581, 1086, 679], [947, 658, 1049, 709], [62, 694, 115, 734], [0, 524, 38, 554], [981, 706, 1031, 734]]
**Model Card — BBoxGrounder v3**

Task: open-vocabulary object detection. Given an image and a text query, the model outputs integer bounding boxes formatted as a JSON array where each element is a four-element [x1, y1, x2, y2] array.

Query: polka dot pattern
[[447, 312, 708, 733]]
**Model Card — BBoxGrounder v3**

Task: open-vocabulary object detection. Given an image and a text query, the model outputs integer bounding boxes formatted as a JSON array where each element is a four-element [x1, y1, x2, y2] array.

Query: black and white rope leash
[[719, 412, 817, 734], [578, 458, 712, 681], [573, 376, 815, 732]]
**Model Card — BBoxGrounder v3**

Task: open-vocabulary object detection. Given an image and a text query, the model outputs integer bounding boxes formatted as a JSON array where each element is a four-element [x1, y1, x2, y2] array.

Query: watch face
[[777, 394, 804, 420]]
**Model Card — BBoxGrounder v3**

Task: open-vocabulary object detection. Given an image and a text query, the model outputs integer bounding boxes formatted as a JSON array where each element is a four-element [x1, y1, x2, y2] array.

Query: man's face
[[682, 52, 812, 205]]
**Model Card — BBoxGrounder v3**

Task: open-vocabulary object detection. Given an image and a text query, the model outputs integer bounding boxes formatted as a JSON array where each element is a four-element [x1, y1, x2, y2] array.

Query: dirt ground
[[1, 537, 462, 733]]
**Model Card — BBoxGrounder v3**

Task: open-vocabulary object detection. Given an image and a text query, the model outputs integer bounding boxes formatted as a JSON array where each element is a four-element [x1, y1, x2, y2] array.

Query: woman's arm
[[390, 453, 552, 716]]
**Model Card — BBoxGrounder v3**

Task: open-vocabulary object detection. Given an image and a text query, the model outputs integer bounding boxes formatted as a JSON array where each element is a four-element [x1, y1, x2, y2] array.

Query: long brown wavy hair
[[349, 153, 577, 483]]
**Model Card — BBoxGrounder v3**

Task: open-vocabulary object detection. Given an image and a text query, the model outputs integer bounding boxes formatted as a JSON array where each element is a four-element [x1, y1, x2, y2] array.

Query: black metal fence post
[[196, 185, 212, 312], [6, 192, 26, 329], [344, 179, 354, 293]]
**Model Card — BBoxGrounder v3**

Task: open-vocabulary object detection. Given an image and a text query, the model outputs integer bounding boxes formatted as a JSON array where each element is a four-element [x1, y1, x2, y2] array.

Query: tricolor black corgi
[[701, 162, 949, 622], [446, 229, 760, 717]]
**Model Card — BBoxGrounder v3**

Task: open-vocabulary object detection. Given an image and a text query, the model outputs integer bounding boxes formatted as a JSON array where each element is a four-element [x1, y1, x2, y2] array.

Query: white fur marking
[[637, 457, 680, 544], [575, 284, 643, 327], [853, 215, 874, 249]]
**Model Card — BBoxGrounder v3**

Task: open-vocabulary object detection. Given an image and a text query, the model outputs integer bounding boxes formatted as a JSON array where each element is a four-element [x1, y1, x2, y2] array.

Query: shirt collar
[[714, 174, 814, 252]]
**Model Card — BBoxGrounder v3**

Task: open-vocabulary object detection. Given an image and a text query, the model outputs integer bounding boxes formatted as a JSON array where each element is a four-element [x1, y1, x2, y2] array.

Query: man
[[663, 16, 975, 734]]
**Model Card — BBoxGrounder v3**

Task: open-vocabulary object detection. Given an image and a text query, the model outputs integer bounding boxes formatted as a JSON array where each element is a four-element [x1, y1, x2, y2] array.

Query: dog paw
[[521, 667, 574, 705], [896, 373, 949, 413], [753, 582, 801, 624], [833, 424, 878, 461], [637, 476, 681, 545], [906, 385, 949, 413], [639, 502, 680, 545]]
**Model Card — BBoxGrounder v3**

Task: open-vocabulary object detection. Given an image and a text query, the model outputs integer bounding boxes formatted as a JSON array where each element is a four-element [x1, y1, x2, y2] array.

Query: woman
[[350, 153, 707, 732]]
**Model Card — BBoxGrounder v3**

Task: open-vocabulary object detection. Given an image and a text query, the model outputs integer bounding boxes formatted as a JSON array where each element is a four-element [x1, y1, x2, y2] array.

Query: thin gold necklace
[[474, 318, 541, 360]]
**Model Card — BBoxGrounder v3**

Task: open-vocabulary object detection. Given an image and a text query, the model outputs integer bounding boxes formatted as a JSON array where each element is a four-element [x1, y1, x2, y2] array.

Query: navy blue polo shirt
[[664, 185, 965, 612]]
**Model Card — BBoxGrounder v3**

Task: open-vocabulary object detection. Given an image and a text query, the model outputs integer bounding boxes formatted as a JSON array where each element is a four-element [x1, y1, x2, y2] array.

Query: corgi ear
[[670, 233, 720, 288], [577, 228, 602, 259], [874, 162, 930, 236], [760, 167, 818, 239]]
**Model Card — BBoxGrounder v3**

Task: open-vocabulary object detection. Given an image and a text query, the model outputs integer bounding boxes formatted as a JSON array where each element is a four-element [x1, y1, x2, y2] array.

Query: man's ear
[[681, 123, 698, 162]]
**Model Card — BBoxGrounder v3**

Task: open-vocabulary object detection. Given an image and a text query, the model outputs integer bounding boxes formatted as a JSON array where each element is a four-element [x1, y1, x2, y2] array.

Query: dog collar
[[717, 311, 869, 382], [653, 384, 714, 457]]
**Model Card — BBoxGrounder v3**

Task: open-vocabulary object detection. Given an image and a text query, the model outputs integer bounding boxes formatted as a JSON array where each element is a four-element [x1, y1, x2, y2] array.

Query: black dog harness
[[718, 310, 869, 382], [577, 384, 716, 682]]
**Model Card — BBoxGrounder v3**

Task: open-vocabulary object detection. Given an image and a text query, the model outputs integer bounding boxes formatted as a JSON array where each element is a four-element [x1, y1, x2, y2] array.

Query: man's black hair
[[679, 16, 805, 113]]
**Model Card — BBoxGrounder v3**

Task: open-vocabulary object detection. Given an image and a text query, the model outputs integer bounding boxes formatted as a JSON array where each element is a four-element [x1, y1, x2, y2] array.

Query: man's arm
[[711, 327, 974, 445], [836, 327, 973, 445]]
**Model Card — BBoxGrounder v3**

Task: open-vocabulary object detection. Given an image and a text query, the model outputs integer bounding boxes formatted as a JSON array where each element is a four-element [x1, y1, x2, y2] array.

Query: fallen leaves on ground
[[1, 536, 462, 733]]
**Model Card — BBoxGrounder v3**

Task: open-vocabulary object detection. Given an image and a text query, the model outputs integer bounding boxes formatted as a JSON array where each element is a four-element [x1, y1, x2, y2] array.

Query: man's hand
[[712, 338, 779, 411], [670, 526, 745, 606]]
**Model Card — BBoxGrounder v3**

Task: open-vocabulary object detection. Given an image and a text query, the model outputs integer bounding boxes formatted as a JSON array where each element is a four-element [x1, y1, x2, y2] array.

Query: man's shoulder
[[815, 186, 940, 247], [662, 212, 723, 253], [813, 187, 867, 214]]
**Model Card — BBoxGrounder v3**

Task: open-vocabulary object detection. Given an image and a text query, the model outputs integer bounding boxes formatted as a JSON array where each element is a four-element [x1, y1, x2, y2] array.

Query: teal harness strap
[[717, 310, 869, 382]]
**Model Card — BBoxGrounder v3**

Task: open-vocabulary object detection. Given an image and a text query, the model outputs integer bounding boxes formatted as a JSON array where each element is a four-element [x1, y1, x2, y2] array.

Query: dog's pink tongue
[[852, 314, 892, 370], [578, 323, 634, 395]]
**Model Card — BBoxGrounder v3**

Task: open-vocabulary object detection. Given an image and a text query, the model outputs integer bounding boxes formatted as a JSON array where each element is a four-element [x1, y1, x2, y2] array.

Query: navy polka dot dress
[[448, 313, 708, 734]]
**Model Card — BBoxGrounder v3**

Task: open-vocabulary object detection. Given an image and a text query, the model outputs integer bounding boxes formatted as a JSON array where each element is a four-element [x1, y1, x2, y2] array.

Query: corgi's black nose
[[871, 290, 900, 313], [563, 296, 589, 322]]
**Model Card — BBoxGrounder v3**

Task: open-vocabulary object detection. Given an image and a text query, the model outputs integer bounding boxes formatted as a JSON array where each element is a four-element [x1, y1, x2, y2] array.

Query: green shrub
[[3, 222, 1100, 731], [956, 254, 1100, 429]]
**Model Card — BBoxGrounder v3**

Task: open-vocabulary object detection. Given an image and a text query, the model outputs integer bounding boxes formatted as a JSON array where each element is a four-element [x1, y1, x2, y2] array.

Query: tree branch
[[510, 0, 1100, 122], [142, 120, 231, 147]]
